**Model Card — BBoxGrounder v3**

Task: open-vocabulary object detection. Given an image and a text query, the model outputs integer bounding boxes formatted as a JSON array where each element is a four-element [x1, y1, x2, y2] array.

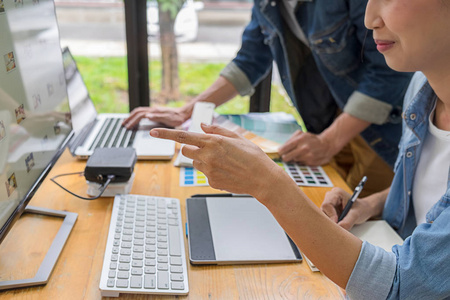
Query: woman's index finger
[[150, 128, 206, 148]]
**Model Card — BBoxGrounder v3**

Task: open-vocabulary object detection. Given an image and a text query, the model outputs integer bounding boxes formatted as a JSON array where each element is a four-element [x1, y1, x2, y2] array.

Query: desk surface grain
[[0, 149, 350, 299]]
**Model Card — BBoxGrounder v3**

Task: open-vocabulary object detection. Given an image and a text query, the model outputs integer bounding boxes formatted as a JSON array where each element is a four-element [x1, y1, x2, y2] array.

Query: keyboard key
[[131, 268, 143, 276], [146, 232, 156, 238], [119, 256, 131, 263], [157, 236, 167, 243], [132, 260, 143, 267], [121, 242, 132, 248], [118, 263, 130, 271], [157, 271, 169, 289], [169, 226, 182, 256], [145, 259, 156, 266], [170, 266, 183, 273], [157, 256, 168, 263], [146, 239, 156, 245], [132, 253, 144, 260], [117, 271, 129, 279], [145, 245, 156, 252], [144, 266, 156, 274], [144, 275, 156, 289], [170, 273, 183, 281], [116, 279, 128, 288], [171, 282, 185, 290], [133, 245, 144, 253], [122, 236, 132, 242], [134, 239, 144, 246], [157, 249, 168, 256], [157, 199, 166, 208], [107, 278, 115, 287], [120, 249, 131, 256], [158, 242, 168, 249], [130, 276, 142, 288], [170, 257, 182, 266]]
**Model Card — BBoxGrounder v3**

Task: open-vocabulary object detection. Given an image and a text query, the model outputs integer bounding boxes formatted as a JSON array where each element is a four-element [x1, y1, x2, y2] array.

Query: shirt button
[[410, 113, 417, 120], [270, 1, 276, 6], [408, 190, 411, 196], [406, 151, 413, 158]]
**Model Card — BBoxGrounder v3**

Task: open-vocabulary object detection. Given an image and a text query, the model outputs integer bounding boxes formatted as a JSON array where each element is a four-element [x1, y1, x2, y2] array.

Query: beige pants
[[329, 135, 394, 198]]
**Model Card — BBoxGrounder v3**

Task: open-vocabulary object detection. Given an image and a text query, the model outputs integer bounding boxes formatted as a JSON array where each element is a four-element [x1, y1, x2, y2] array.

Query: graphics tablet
[[186, 196, 302, 265]]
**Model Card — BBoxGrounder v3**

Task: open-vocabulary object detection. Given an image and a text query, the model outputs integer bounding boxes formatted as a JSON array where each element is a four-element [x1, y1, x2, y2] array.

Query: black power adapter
[[84, 147, 137, 184]]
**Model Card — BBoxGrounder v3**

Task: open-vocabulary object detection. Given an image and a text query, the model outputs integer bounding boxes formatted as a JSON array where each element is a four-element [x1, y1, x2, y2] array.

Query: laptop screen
[[62, 47, 97, 136], [0, 0, 73, 243]]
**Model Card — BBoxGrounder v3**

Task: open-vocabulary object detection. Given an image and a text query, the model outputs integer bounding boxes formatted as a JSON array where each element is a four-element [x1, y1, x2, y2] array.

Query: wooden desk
[[0, 149, 350, 299]]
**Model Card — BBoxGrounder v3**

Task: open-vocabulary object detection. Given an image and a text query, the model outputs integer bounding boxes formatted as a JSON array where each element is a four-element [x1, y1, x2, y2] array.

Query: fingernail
[[150, 130, 159, 137]]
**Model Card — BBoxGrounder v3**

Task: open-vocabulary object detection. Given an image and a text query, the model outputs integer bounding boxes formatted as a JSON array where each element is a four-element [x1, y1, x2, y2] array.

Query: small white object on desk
[[86, 172, 135, 197], [174, 102, 216, 167]]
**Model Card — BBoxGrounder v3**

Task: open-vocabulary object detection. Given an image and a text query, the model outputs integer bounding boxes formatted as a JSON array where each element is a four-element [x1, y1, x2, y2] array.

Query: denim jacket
[[220, 0, 413, 167], [346, 72, 450, 299]]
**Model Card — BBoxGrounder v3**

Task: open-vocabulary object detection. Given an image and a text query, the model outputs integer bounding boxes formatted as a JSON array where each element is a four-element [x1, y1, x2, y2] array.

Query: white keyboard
[[99, 195, 189, 297]]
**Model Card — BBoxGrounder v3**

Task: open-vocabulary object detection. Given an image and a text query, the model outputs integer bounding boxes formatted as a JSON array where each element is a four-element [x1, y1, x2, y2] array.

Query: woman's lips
[[375, 40, 395, 53]]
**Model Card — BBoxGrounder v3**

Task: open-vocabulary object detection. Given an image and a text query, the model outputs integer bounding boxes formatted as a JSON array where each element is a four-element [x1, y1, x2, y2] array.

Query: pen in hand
[[337, 176, 367, 222]]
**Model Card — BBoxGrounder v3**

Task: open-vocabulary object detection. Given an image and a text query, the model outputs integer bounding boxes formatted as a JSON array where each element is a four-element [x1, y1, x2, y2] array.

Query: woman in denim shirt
[[150, 0, 450, 298], [124, 0, 413, 197]]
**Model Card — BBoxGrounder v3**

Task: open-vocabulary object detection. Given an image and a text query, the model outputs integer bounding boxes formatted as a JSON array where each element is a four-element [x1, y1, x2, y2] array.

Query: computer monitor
[[0, 0, 77, 290]]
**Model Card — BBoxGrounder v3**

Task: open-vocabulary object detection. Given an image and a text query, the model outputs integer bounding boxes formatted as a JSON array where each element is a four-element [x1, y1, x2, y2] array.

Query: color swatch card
[[275, 161, 333, 187], [180, 167, 209, 187]]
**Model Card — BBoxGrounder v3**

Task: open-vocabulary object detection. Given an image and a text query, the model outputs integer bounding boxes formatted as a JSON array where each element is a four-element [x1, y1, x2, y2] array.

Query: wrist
[[318, 130, 342, 157], [181, 102, 196, 121], [253, 162, 298, 206], [361, 191, 387, 220]]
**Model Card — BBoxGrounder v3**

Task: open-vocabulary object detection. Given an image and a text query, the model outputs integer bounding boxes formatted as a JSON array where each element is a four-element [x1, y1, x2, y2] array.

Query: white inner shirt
[[413, 104, 450, 225]]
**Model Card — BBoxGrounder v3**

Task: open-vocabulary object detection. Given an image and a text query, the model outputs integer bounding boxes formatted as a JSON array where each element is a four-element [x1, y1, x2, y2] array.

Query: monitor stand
[[0, 206, 77, 290]]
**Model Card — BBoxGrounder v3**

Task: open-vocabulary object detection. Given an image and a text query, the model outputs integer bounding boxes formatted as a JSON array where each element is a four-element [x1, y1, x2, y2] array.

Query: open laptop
[[62, 47, 175, 160]]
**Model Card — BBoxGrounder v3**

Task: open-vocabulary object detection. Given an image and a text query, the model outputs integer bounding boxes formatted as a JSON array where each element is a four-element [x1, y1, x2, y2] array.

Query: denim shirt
[[346, 72, 450, 299], [220, 0, 413, 167]]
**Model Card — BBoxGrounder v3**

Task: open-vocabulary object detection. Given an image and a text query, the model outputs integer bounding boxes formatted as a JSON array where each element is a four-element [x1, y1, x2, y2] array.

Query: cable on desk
[[50, 172, 115, 200]]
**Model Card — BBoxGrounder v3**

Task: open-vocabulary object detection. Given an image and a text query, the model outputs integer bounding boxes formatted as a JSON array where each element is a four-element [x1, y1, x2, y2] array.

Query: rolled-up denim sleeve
[[346, 241, 397, 300], [343, 91, 393, 125], [348, 0, 412, 117], [220, 62, 254, 96]]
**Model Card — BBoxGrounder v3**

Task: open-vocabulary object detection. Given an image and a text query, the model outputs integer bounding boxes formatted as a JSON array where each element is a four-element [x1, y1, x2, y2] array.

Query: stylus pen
[[338, 176, 367, 222]]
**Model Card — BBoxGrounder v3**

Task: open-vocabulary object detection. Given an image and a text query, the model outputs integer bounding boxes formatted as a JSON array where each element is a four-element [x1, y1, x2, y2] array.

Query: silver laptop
[[62, 47, 175, 160]]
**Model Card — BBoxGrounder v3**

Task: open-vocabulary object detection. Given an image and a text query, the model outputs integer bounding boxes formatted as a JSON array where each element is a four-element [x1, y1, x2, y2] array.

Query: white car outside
[[147, 0, 204, 43]]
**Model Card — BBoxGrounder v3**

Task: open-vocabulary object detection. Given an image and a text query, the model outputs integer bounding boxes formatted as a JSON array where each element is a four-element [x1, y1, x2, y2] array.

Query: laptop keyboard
[[89, 117, 136, 151], [99, 194, 189, 297]]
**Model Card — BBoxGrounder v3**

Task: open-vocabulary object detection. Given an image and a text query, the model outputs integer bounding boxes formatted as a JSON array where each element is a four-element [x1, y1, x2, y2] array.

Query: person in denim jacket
[[124, 0, 413, 196], [149, 0, 450, 298]]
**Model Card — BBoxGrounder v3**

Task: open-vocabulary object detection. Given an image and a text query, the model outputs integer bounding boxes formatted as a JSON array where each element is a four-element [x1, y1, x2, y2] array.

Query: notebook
[[186, 195, 302, 264], [62, 47, 175, 160]]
